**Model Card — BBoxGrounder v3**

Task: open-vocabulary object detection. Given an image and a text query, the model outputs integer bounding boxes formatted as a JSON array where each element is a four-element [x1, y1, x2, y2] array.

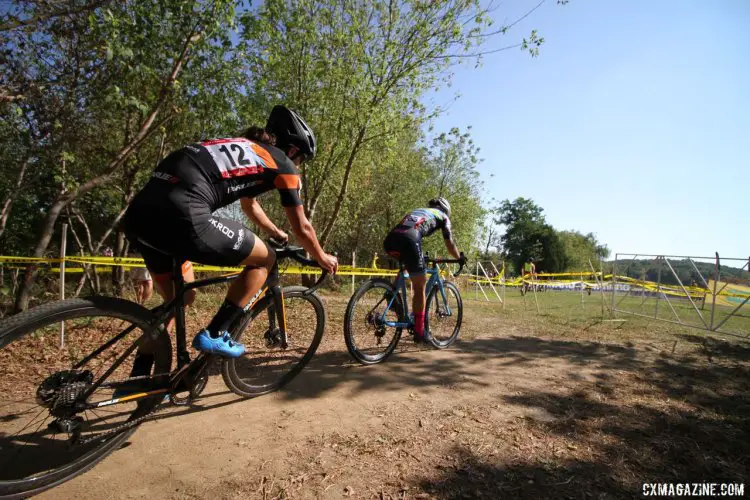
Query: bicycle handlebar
[[425, 256, 467, 277], [268, 239, 330, 292]]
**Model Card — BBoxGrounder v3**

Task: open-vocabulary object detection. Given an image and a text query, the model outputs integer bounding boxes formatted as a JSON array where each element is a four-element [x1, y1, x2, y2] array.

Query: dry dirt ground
[[37, 294, 750, 499]]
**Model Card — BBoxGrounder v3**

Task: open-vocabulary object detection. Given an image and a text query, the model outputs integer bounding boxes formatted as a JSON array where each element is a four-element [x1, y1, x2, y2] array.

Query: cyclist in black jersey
[[123, 105, 338, 357], [383, 197, 466, 343]]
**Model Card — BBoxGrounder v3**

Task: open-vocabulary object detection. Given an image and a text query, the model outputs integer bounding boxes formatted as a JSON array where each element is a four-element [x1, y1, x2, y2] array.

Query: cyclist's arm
[[444, 237, 461, 260], [441, 217, 461, 260], [240, 198, 285, 239], [274, 162, 336, 273], [283, 205, 327, 262]]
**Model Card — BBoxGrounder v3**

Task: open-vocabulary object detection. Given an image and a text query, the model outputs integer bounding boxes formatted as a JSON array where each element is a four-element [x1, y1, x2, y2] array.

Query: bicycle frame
[[75, 247, 324, 409], [381, 264, 452, 328]]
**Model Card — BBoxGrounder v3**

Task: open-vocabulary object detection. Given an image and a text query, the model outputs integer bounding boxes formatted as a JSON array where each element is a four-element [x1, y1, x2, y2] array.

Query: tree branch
[[16, 21, 199, 311], [319, 125, 367, 246], [471, 0, 546, 39], [0, 0, 110, 31]]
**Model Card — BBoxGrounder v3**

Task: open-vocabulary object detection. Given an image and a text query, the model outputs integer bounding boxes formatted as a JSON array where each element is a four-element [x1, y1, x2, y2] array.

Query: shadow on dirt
[[278, 335, 641, 402], [410, 336, 750, 499], [4, 330, 746, 497], [674, 333, 750, 363]]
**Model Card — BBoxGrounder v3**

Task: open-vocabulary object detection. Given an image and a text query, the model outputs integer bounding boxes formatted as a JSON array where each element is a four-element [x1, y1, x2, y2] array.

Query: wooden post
[[59, 223, 68, 348], [581, 272, 585, 308], [351, 250, 356, 294]]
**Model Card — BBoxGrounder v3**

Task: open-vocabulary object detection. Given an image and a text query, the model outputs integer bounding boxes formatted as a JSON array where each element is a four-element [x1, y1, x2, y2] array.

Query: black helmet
[[266, 105, 316, 160], [429, 197, 451, 217]]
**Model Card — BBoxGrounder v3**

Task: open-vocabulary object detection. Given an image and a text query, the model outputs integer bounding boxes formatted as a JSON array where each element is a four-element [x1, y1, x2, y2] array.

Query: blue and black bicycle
[[343, 254, 465, 365]]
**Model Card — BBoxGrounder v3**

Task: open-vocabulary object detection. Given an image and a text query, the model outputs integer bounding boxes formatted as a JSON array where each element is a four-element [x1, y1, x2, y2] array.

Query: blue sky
[[428, 0, 749, 261]]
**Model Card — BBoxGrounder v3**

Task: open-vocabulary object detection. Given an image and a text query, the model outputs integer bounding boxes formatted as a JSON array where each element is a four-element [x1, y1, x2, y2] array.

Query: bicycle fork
[[264, 261, 288, 349]]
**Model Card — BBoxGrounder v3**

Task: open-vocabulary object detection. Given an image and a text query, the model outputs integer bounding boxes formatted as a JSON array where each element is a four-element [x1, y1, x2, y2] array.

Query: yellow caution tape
[[0, 255, 398, 277], [2, 255, 746, 300]]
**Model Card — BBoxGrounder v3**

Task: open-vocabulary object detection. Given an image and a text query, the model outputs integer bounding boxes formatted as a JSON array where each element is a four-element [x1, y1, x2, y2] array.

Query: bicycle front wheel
[[343, 279, 404, 365], [222, 286, 325, 397], [426, 281, 463, 349], [0, 297, 171, 499]]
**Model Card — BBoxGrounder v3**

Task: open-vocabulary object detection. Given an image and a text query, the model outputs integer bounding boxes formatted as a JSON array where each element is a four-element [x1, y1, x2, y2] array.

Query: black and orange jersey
[[393, 208, 453, 241], [153, 137, 302, 210]]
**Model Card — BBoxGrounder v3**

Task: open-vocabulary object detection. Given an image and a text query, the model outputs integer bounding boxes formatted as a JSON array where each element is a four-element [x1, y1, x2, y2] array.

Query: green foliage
[[559, 230, 610, 271], [233, 0, 498, 260], [1, 0, 556, 286], [494, 198, 608, 274], [1, 0, 243, 257], [495, 197, 562, 272], [535, 225, 568, 273]]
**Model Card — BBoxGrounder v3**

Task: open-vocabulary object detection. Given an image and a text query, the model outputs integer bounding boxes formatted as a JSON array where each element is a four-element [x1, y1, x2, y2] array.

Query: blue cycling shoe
[[192, 329, 246, 358]]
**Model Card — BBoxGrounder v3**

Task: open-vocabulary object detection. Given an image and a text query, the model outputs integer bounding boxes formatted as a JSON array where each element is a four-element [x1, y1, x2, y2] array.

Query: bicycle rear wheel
[[343, 279, 404, 365], [222, 286, 325, 397], [426, 281, 463, 349], [0, 297, 171, 499]]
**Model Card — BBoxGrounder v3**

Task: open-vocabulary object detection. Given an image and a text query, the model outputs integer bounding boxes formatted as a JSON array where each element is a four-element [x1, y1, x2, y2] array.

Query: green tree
[[559, 230, 610, 271], [237, 0, 543, 248], [5, 0, 243, 310], [1, 0, 557, 309], [495, 197, 567, 273]]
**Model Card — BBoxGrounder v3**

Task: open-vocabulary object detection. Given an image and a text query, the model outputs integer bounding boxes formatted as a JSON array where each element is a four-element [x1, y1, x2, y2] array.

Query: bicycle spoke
[[6, 407, 47, 440], [223, 287, 324, 397], [0, 399, 38, 411], [427, 282, 462, 348], [0, 300, 170, 489], [0, 408, 50, 470], [345, 281, 403, 364]]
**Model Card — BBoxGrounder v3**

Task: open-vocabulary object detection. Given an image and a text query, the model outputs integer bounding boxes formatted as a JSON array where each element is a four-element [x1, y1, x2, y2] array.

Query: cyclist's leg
[[120, 249, 194, 382], [397, 231, 428, 340], [411, 274, 428, 339], [142, 277, 154, 302], [125, 183, 265, 357], [201, 237, 275, 339], [186, 213, 271, 357], [152, 262, 196, 310], [124, 187, 198, 324], [230, 239, 275, 308]]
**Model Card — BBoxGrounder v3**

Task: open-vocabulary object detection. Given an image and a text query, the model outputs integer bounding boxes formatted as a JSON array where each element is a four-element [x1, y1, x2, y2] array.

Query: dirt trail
[[39, 301, 750, 499]]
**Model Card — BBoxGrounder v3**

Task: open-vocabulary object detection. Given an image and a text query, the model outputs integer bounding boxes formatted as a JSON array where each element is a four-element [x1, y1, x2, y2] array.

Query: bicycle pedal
[[170, 390, 193, 406]]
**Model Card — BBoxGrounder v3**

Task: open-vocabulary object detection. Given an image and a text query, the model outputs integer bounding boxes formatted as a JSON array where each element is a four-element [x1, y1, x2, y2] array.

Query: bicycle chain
[[76, 402, 166, 446], [75, 373, 173, 446]]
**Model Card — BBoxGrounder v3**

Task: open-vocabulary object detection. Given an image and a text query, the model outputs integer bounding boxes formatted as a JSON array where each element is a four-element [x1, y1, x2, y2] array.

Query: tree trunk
[[13, 25, 195, 311], [0, 0, 108, 31], [112, 229, 126, 296], [0, 157, 30, 240], [11, 269, 19, 296], [92, 265, 101, 295], [318, 126, 367, 247], [15, 198, 68, 310]]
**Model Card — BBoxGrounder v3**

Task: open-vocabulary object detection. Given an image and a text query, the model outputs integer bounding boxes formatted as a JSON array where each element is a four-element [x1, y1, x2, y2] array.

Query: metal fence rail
[[612, 252, 750, 339]]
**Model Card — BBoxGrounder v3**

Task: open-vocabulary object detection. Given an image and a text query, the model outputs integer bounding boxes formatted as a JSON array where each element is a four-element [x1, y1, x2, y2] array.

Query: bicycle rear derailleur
[[36, 370, 93, 438]]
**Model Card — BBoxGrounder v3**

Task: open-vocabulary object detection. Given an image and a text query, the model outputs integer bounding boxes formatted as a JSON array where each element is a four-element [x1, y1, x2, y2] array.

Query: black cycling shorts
[[123, 169, 257, 275], [383, 229, 424, 275]]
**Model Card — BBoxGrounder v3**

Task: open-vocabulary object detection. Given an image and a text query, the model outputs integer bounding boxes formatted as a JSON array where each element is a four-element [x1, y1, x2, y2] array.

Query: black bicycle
[[343, 254, 465, 365], [0, 242, 328, 499]]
